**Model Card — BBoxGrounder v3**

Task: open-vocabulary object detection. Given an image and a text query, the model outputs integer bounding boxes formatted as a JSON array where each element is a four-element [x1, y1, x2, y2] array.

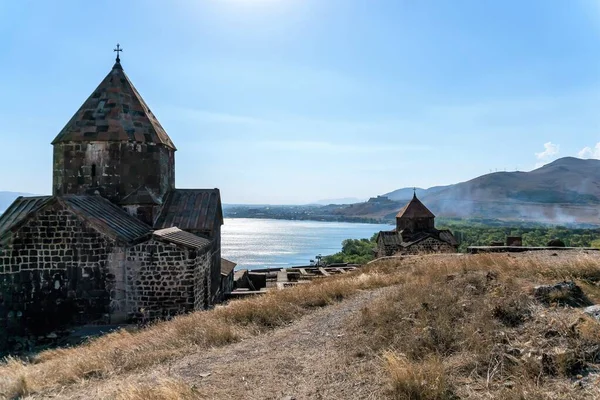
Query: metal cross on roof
[[114, 43, 123, 62]]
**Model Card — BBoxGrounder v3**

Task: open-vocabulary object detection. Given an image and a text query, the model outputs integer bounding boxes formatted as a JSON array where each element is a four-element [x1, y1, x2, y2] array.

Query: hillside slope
[[334, 157, 600, 224], [385, 157, 600, 204], [2, 252, 600, 399]]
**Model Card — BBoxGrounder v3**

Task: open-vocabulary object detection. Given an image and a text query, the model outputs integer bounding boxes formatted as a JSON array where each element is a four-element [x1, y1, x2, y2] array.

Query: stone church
[[376, 193, 458, 257], [0, 52, 229, 342]]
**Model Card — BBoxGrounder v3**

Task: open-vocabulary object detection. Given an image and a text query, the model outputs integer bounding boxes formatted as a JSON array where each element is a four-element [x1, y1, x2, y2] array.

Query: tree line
[[323, 221, 600, 264]]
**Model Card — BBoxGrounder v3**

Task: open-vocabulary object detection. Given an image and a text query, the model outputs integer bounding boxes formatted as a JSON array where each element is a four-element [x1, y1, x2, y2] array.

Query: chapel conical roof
[[51, 59, 176, 150], [396, 192, 435, 219]]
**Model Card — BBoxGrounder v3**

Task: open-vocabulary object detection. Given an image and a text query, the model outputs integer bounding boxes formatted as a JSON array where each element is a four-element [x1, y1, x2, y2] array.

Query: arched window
[[91, 164, 96, 178]]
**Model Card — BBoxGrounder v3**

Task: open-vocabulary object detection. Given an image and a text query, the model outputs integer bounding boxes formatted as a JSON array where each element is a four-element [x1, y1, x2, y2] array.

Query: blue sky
[[1, 0, 600, 204]]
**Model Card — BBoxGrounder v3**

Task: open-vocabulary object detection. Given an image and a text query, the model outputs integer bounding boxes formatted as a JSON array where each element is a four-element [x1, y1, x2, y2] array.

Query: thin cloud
[[578, 142, 600, 159], [534, 141, 560, 168], [257, 140, 431, 154], [535, 142, 560, 160]]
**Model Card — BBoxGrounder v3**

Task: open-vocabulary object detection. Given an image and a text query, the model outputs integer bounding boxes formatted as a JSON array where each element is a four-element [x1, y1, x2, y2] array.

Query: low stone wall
[[403, 237, 456, 255], [467, 246, 600, 254]]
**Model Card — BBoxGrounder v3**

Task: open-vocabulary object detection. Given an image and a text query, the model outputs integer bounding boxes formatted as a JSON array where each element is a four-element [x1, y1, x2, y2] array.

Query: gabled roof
[[0, 196, 53, 240], [396, 193, 435, 219], [400, 231, 434, 248], [438, 229, 459, 246], [0, 195, 152, 245], [221, 258, 237, 276], [153, 227, 211, 249], [59, 195, 152, 243], [120, 185, 162, 205], [51, 60, 176, 150], [376, 230, 402, 247], [154, 189, 223, 234], [400, 230, 459, 248]]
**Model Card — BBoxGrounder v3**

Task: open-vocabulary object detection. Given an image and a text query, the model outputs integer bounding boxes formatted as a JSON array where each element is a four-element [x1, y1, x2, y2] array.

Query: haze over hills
[[384, 157, 600, 203], [311, 197, 367, 205], [4, 158, 600, 225], [329, 157, 600, 225]]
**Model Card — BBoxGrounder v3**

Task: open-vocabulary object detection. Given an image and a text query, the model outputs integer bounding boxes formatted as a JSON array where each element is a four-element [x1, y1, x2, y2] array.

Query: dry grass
[[0, 269, 404, 399], [350, 252, 600, 399], [2, 252, 600, 399], [114, 378, 211, 400], [384, 352, 454, 400]]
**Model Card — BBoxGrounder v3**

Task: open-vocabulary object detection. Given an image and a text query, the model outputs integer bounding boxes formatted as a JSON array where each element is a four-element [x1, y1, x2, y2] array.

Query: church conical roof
[[51, 60, 176, 150], [396, 193, 435, 219]]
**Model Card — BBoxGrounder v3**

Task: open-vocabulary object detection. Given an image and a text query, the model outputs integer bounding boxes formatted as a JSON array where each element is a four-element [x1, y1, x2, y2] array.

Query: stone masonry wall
[[122, 204, 158, 227], [403, 237, 456, 255], [125, 239, 211, 319], [396, 217, 435, 232], [0, 204, 115, 340], [210, 225, 221, 301], [186, 226, 221, 303], [53, 141, 175, 204], [194, 250, 211, 311], [377, 238, 397, 258]]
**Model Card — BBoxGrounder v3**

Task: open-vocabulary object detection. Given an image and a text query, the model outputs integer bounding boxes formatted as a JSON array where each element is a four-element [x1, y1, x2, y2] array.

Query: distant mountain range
[[310, 197, 367, 205], [327, 157, 600, 225], [4, 157, 600, 225]]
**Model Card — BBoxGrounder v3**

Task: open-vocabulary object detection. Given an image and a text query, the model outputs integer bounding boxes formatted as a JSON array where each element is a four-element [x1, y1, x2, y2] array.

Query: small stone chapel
[[0, 48, 228, 340], [376, 192, 459, 257]]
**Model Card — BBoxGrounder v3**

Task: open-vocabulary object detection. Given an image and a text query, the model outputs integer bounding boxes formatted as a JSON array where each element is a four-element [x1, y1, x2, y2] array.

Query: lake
[[221, 218, 393, 270]]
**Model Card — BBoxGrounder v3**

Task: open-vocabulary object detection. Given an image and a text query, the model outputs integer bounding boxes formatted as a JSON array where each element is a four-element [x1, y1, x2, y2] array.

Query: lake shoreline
[[221, 218, 393, 270], [223, 214, 386, 224]]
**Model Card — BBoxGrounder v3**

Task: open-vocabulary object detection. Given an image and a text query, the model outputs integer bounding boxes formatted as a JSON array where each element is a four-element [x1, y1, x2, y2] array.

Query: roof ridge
[[0, 196, 56, 243], [153, 226, 211, 249], [51, 62, 176, 149], [120, 185, 162, 205], [58, 195, 151, 243], [120, 70, 175, 148], [154, 189, 223, 232], [396, 195, 435, 219], [169, 188, 219, 192], [154, 226, 181, 235]]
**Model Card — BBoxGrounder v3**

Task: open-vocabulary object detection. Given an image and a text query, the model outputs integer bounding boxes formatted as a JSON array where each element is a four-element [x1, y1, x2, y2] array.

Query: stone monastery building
[[0, 52, 231, 340], [376, 193, 458, 257]]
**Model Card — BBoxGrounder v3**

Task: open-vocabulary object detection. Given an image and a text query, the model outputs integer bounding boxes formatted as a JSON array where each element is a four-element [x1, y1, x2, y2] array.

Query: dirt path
[[31, 288, 388, 400]]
